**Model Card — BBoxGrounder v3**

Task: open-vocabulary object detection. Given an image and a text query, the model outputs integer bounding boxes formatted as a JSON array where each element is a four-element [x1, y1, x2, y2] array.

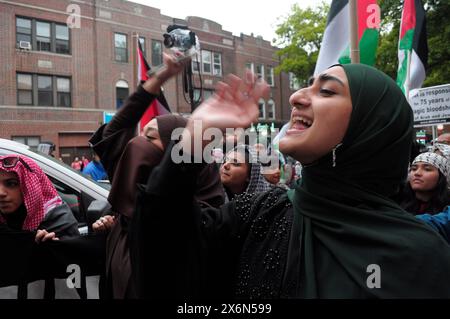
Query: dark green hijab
[[287, 64, 450, 298]]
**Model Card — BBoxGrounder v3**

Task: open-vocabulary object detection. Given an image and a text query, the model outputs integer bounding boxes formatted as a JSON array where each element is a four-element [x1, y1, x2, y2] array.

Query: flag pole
[[349, 0, 360, 63], [405, 49, 411, 101], [133, 32, 139, 90], [132, 32, 140, 133]]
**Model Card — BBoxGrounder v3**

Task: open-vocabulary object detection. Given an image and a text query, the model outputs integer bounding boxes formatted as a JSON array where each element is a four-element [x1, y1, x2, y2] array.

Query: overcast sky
[[129, 0, 322, 42]]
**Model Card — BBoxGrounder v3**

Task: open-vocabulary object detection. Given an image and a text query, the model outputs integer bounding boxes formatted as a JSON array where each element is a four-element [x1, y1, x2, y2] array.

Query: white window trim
[[289, 72, 300, 90], [201, 50, 212, 74], [258, 98, 266, 119], [267, 99, 275, 119], [213, 52, 222, 76], [267, 66, 274, 87]]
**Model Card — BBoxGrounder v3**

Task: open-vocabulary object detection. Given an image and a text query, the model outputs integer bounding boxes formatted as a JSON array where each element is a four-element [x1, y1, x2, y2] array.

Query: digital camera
[[163, 26, 200, 57]]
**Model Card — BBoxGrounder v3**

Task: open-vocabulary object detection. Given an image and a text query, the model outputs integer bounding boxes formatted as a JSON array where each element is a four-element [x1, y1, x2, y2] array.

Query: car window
[[35, 150, 111, 191], [47, 175, 83, 224]]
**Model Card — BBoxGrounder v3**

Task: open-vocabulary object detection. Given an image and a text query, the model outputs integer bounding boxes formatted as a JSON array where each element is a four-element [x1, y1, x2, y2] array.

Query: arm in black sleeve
[[102, 85, 158, 137], [89, 85, 159, 180], [130, 140, 245, 298]]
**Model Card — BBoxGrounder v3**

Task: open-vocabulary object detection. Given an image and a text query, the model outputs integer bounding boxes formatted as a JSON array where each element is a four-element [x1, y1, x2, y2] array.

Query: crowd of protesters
[[3, 51, 450, 299]]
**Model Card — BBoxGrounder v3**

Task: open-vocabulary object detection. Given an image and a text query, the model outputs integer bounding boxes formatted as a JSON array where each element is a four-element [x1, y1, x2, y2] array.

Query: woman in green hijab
[[132, 64, 450, 298]]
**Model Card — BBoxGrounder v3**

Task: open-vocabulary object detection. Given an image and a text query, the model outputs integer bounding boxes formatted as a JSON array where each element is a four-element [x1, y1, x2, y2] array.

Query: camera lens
[[163, 33, 174, 48]]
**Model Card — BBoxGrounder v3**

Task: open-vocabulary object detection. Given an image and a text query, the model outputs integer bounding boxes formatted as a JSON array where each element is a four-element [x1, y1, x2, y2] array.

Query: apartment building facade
[[0, 0, 297, 162]]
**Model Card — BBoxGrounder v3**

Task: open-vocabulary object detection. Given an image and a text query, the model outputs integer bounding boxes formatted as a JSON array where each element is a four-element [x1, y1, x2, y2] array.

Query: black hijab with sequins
[[285, 64, 450, 298]]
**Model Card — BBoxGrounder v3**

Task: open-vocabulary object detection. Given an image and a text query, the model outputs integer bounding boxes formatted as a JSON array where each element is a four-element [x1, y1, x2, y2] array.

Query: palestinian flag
[[137, 40, 170, 132], [314, 0, 380, 75], [396, 0, 428, 95]]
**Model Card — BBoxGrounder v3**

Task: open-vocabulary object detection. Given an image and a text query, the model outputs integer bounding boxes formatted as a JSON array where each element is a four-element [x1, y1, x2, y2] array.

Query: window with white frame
[[289, 72, 300, 90], [139, 36, 146, 58], [114, 33, 128, 62], [266, 66, 274, 86], [258, 98, 266, 119], [192, 56, 200, 72], [256, 64, 264, 80], [213, 52, 222, 76], [151, 40, 162, 67], [202, 50, 212, 74], [194, 89, 214, 102], [245, 62, 254, 73], [267, 99, 275, 119]]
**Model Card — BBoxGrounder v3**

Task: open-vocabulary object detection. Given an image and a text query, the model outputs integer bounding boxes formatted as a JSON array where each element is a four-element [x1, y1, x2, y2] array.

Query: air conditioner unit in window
[[19, 41, 31, 50]]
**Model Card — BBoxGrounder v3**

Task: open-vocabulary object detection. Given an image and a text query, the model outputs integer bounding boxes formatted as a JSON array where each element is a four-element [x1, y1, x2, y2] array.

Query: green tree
[[273, 2, 329, 86]]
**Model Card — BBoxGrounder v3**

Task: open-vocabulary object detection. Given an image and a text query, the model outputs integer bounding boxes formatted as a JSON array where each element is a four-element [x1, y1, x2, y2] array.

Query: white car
[[0, 138, 110, 230], [0, 138, 110, 299]]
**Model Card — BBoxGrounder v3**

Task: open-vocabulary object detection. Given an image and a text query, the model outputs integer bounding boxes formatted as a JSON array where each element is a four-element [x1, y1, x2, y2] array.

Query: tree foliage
[[274, 0, 450, 87], [273, 2, 329, 86]]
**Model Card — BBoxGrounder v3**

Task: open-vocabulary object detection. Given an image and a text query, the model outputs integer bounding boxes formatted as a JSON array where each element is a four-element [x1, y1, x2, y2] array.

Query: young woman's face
[[263, 168, 280, 185], [141, 118, 164, 151], [220, 151, 250, 192], [0, 171, 23, 214], [409, 162, 440, 192], [279, 66, 352, 164]]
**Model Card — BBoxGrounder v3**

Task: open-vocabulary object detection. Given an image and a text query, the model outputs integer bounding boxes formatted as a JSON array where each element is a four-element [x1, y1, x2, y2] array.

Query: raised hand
[[143, 52, 191, 94], [185, 72, 269, 142]]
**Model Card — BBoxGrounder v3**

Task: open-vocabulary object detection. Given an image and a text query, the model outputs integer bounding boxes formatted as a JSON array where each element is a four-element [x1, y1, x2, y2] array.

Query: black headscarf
[[109, 114, 224, 217], [286, 64, 450, 298]]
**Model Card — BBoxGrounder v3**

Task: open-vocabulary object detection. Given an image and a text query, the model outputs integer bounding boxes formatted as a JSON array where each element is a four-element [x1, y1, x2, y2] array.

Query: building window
[[17, 73, 71, 107], [16, 17, 31, 48], [289, 72, 300, 90], [16, 17, 70, 54], [139, 36, 146, 58], [12, 136, 40, 151], [114, 33, 128, 62], [38, 75, 53, 106], [194, 89, 214, 103], [245, 62, 254, 73], [213, 53, 222, 76], [116, 80, 129, 109], [266, 66, 274, 87], [55, 24, 70, 54], [36, 21, 51, 52], [57, 77, 71, 107], [267, 99, 275, 119], [256, 64, 264, 80], [17, 73, 33, 105], [151, 40, 162, 67], [192, 57, 200, 73], [258, 99, 266, 119], [202, 50, 212, 74]]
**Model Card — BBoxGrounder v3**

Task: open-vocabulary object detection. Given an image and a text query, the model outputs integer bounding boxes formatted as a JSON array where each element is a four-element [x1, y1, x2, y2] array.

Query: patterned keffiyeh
[[0, 155, 62, 231], [412, 151, 450, 187]]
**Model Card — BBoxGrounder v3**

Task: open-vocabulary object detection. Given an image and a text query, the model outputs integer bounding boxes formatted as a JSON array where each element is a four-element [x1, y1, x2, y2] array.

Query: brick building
[[0, 0, 296, 163]]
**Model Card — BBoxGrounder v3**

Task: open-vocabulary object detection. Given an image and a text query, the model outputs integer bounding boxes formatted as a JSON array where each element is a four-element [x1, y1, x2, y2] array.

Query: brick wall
[[0, 0, 294, 155]]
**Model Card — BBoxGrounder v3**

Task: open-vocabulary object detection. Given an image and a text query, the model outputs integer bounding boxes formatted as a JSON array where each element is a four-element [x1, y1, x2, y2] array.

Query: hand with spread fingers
[[180, 71, 270, 152]]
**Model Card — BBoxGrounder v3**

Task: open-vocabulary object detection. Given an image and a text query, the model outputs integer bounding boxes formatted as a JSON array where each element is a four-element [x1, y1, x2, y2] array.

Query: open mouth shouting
[[287, 115, 313, 135]]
